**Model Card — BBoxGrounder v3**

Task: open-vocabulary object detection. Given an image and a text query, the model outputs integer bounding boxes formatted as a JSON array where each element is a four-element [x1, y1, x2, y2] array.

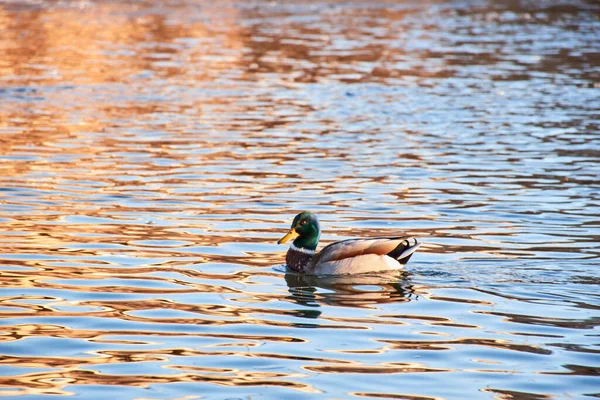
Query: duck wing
[[313, 237, 420, 266]]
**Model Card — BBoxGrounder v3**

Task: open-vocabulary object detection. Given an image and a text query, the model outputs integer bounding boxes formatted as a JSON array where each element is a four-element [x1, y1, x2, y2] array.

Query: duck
[[277, 211, 421, 275]]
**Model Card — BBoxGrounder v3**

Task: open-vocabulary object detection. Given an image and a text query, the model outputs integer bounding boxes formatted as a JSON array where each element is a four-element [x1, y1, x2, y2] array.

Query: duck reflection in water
[[285, 271, 416, 308]]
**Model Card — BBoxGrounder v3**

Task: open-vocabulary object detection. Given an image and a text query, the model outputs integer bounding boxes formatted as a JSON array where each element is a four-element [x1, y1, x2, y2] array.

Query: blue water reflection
[[0, 0, 598, 399]]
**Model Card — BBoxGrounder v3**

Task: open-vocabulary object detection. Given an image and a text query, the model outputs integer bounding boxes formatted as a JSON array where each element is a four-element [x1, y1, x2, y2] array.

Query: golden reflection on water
[[0, 2, 242, 85], [0, 369, 321, 396]]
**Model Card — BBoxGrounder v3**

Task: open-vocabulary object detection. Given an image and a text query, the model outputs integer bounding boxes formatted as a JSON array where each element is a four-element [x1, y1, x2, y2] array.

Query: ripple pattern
[[0, 0, 599, 399]]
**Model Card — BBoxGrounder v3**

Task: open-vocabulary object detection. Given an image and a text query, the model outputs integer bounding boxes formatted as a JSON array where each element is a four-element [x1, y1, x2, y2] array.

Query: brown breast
[[286, 248, 314, 273]]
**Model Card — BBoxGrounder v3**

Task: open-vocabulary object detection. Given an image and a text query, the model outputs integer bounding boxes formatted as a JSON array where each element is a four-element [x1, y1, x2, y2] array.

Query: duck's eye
[[300, 220, 307, 226]]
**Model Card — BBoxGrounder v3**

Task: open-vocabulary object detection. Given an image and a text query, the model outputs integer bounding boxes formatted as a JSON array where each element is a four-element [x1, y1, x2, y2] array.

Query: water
[[0, 0, 599, 398]]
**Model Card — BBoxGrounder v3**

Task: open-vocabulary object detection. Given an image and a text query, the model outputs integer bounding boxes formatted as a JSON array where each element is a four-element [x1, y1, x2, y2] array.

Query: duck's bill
[[277, 229, 299, 244]]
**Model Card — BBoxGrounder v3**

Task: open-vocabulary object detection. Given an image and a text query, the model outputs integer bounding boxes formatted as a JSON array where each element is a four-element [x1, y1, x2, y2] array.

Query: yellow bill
[[278, 228, 299, 244]]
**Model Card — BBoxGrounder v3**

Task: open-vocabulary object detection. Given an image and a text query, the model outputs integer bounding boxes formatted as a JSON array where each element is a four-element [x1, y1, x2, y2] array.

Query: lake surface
[[0, 0, 599, 399]]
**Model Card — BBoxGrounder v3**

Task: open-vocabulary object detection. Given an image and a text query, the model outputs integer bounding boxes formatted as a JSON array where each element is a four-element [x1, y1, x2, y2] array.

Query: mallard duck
[[278, 211, 421, 275]]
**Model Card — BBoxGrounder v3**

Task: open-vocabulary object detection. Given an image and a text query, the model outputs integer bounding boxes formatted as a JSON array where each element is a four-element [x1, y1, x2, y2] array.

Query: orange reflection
[[0, 368, 321, 396], [381, 338, 552, 355]]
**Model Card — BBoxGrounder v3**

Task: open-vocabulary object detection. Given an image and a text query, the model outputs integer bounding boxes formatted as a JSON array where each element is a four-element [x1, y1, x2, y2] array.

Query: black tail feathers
[[387, 237, 421, 265]]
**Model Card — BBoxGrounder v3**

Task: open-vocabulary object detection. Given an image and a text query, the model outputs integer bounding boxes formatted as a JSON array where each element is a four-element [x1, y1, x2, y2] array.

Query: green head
[[277, 211, 321, 250]]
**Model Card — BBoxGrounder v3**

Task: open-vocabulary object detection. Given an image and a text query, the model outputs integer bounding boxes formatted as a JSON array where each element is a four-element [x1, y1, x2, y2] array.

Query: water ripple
[[0, 0, 599, 398]]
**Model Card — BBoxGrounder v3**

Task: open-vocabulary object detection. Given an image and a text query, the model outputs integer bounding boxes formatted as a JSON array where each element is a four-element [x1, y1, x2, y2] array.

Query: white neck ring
[[290, 243, 316, 255]]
